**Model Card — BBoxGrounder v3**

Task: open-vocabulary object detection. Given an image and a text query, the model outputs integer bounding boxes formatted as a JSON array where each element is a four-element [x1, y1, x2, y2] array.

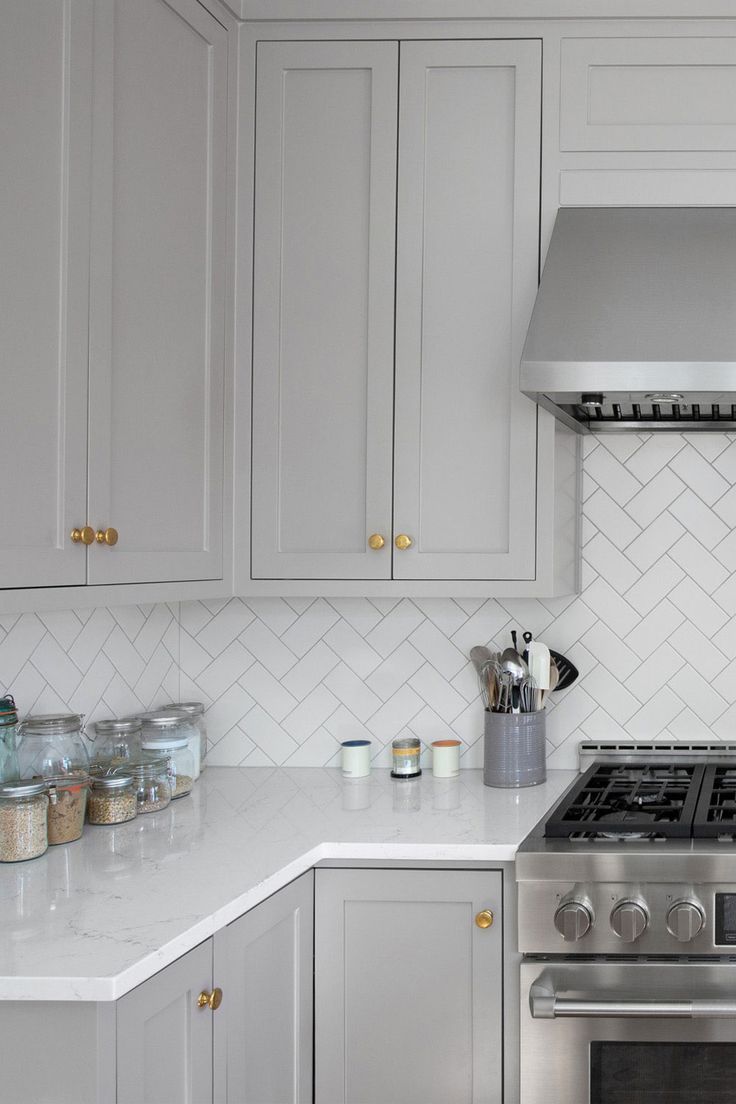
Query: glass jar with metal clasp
[[127, 756, 172, 814], [138, 710, 196, 797], [0, 780, 50, 862], [165, 701, 207, 774], [17, 714, 90, 845], [0, 696, 19, 783]]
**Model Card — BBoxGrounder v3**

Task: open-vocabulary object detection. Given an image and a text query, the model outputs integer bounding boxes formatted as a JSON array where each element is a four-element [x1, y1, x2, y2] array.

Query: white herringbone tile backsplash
[[4, 433, 736, 769]]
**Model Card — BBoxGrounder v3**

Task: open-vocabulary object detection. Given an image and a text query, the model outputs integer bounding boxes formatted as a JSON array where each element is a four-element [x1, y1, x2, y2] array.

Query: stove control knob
[[554, 900, 593, 942], [611, 900, 649, 943], [666, 900, 705, 943]]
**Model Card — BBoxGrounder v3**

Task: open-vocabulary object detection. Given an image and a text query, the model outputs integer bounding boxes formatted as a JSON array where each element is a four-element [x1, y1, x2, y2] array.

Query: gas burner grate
[[544, 762, 704, 840], [693, 766, 736, 838]]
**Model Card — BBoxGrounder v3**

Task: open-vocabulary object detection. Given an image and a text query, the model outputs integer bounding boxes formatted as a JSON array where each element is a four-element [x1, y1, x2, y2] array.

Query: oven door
[[521, 959, 736, 1104]]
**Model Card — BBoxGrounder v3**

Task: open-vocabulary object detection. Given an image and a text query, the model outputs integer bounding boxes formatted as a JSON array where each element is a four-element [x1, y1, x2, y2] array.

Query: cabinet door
[[0, 0, 92, 589], [315, 869, 503, 1104], [251, 42, 397, 580], [117, 938, 213, 1104], [214, 871, 313, 1103], [393, 41, 541, 580], [86, 0, 227, 585]]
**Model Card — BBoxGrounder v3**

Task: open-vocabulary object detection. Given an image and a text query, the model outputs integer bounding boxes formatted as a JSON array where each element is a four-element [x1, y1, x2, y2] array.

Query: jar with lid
[[391, 737, 422, 779], [87, 774, 137, 826], [45, 776, 89, 844], [165, 701, 206, 774], [139, 710, 195, 797], [128, 757, 172, 814], [17, 713, 90, 779], [0, 780, 49, 862], [91, 718, 142, 770], [0, 696, 19, 783]]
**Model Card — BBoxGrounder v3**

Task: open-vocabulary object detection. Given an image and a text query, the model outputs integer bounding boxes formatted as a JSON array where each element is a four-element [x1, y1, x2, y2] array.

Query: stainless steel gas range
[[516, 742, 736, 1104]]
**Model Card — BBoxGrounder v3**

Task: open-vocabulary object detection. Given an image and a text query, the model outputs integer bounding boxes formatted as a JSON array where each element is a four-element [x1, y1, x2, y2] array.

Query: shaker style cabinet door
[[315, 869, 503, 1104], [86, 0, 227, 585], [0, 0, 93, 589], [251, 41, 397, 580], [393, 41, 541, 580], [214, 871, 314, 1103], [117, 938, 214, 1104]]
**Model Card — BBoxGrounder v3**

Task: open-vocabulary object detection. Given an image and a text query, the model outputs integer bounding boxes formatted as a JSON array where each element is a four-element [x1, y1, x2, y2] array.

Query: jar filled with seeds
[[87, 774, 137, 826], [45, 774, 89, 844], [129, 757, 172, 814], [165, 701, 207, 774], [139, 711, 195, 798], [0, 780, 49, 862], [91, 718, 142, 770]]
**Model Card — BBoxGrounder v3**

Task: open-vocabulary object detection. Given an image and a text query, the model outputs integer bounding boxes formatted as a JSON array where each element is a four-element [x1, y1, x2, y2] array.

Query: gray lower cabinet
[[214, 869, 314, 1103], [117, 938, 214, 1104], [314, 869, 503, 1104]]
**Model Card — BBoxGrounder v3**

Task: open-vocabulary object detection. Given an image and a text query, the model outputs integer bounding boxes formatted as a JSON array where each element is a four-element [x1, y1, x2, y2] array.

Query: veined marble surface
[[0, 767, 575, 1001]]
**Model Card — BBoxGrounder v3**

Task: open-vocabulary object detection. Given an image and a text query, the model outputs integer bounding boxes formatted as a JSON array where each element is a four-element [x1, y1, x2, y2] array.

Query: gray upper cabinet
[[0, 0, 228, 598], [0, 0, 93, 589], [315, 868, 503, 1104], [251, 38, 542, 584], [251, 41, 398, 581], [86, 0, 227, 585], [393, 40, 541, 580]]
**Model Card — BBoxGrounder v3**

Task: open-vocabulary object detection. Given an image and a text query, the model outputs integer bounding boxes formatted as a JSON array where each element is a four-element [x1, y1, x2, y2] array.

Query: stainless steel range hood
[[520, 207, 736, 432]]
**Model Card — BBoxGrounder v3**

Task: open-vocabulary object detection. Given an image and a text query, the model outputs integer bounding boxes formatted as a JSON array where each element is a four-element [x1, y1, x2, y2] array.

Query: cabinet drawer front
[[251, 41, 397, 581], [561, 37, 736, 151], [393, 40, 540, 581]]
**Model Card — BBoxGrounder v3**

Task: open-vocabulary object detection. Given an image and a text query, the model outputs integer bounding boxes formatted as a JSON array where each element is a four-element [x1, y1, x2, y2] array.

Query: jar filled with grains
[[129, 757, 172, 814], [139, 711, 195, 798], [87, 774, 137, 826], [91, 718, 142, 770], [0, 780, 49, 862], [45, 774, 89, 844], [165, 701, 207, 774]]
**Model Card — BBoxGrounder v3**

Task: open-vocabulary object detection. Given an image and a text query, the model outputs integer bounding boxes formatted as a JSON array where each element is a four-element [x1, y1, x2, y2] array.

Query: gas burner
[[596, 809, 657, 841]]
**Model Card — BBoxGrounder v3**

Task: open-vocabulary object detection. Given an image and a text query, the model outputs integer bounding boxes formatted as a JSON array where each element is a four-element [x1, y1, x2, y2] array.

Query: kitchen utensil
[[484, 659, 501, 711], [527, 641, 550, 690], [519, 676, 537, 714], [541, 657, 559, 708], [522, 631, 533, 662], [469, 645, 493, 675], [511, 629, 519, 652], [549, 649, 579, 691], [499, 646, 528, 684]]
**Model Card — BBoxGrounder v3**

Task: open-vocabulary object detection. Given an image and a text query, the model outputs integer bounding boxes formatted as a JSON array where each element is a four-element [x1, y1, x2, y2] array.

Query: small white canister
[[431, 739, 461, 778], [341, 739, 372, 778]]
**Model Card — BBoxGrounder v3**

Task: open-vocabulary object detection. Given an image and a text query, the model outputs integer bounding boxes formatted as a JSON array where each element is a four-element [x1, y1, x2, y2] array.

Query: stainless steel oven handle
[[530, 980, 736, 1020]]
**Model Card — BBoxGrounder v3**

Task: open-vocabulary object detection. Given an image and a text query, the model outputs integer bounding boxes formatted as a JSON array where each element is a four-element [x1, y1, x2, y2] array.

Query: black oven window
[[591, 1042, 736, 1102]]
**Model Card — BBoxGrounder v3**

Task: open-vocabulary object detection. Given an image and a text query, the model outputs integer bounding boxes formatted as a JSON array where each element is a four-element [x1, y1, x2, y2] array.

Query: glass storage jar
[[139, 710, 195, 797], [0, 780, 49, 862], [0, 696, 19, 783], [128, 757, 172, 814], [165, 701, 206, 774], [17, 713, 90, 779], [91, 718, 142, 770], [45, 775, 89, 844], [87, 774, 137, 826]]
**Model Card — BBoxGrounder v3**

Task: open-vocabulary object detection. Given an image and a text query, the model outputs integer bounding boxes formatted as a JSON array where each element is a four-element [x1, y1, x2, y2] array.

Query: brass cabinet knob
[[394, 534, 413, 551], [197, 987, 223, 1011], [70, 526, 95, 545], [95, 527, 118, 547], [475, 909, 494, 929], [368, 533, 385, 550]]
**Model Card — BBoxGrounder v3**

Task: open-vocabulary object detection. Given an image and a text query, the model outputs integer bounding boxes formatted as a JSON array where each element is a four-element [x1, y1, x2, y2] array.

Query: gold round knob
[[394, 534, 413, 551], [197, 987, 223, 1011], [70, 526, 95, 545], [475, 909, 494, 929], [368, 533, 385, 550], [95, 527, 118, 547]]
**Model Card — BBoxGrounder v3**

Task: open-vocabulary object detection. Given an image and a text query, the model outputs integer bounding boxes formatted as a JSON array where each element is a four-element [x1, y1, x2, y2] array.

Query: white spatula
[[527, 641, 551, 693]]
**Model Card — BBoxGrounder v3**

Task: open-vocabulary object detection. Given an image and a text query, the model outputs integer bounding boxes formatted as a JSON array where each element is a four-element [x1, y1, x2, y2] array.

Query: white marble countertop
[[0, 767, 575, 1002]]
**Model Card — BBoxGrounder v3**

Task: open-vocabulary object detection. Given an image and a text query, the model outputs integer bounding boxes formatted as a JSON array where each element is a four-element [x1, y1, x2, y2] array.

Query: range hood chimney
[[520, 207, 736, 432]]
